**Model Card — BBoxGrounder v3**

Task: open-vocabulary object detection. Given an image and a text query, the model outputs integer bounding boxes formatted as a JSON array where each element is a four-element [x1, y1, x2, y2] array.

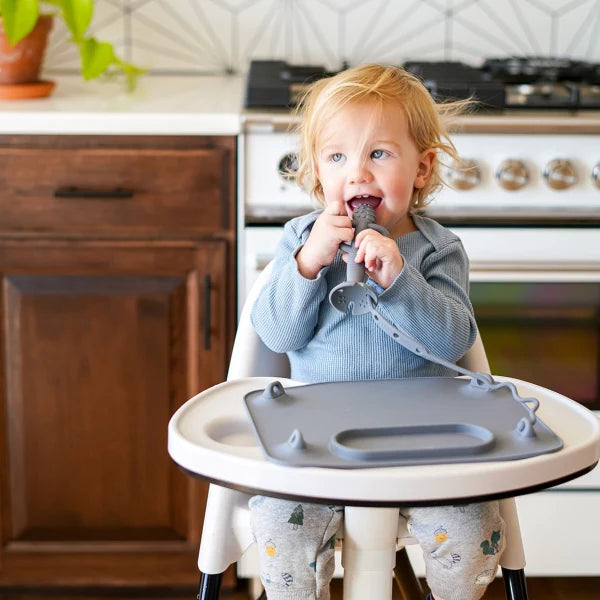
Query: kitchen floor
[[3, 578, 600, 600]]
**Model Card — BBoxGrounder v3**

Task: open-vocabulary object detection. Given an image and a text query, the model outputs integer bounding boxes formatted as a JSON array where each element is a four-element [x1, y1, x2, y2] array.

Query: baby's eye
[[330, 153, 345, 163], [371, 149, 389, 159]]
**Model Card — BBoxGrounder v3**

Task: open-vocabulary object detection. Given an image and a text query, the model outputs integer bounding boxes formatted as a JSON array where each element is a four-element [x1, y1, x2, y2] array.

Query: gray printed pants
[[249, 496, 505, 600]]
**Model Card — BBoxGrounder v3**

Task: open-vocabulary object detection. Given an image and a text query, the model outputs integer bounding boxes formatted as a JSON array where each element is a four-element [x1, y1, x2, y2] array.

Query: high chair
[[168, 262, 600, 600]]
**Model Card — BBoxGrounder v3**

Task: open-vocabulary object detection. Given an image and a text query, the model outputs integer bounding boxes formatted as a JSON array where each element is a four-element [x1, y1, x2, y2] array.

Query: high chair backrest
[[227, 261, 491, 380]]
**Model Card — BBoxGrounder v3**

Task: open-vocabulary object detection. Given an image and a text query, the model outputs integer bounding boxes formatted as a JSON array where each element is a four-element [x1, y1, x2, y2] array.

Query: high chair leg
[[393, 547, 426, 600], [342, 507, 399, 600], [502, 568, 528, 600], [498, 498, 528, 599], [198, 572, 222, 600]]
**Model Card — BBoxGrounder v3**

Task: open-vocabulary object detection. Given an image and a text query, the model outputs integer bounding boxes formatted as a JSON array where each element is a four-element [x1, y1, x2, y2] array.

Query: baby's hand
[[296, 200, 354, 279], [353, 228, 404, 289]]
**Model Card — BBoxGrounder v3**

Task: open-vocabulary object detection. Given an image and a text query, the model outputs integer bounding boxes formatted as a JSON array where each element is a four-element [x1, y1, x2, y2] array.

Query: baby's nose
[[348, 162, 373, 184]]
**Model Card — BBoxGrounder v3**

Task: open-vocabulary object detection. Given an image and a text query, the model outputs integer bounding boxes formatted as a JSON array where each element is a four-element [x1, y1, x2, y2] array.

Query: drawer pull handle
[[204, 275, 211, 350], [53, 186, 134, 199]]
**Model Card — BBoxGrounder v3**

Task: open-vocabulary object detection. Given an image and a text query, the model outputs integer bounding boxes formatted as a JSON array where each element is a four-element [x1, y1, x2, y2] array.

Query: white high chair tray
[[168, 376, 600, 505]]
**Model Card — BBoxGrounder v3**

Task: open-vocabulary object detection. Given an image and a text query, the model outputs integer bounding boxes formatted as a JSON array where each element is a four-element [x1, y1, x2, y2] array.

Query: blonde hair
[[292, 63, 472, 212]]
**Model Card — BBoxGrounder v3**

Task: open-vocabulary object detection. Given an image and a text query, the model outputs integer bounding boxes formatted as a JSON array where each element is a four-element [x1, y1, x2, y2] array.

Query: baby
[[250, 63, 505, 600]]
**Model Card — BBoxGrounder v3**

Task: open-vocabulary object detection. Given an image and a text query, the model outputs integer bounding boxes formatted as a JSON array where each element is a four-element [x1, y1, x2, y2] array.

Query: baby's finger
[[364, 252, 381, 272], [355, 226, 374, 237], [323, 199, 347, 216], [353, 243, 366, 263], [342, 230, 356, 246], [354, 229, 377, 252], [328, 214, 353, 228]]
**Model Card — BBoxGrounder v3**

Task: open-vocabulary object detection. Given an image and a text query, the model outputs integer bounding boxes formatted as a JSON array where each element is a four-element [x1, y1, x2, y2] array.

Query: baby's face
[[315, 100, 434, 238]]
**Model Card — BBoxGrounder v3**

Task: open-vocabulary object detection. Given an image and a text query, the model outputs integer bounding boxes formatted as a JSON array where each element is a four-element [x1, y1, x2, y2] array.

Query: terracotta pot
[[0, 15, 53, 84]]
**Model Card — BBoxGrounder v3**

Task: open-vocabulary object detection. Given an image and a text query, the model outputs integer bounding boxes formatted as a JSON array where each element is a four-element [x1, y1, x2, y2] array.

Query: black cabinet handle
[[53, 186, 134, 199], [204, 275, 211, 350]]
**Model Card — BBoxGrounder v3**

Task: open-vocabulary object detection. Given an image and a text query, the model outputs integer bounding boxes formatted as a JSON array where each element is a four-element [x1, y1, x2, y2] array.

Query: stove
[[238, 57, 600, 581], [245, 58, 600, 110]]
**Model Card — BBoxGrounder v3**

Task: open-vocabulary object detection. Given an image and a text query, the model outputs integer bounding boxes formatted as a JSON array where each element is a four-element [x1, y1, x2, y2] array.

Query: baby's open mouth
[[347, 195, 382, 211]]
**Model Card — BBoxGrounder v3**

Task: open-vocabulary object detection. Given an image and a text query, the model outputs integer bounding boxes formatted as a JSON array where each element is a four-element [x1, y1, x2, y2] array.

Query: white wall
[[44, 0, 600, 76]]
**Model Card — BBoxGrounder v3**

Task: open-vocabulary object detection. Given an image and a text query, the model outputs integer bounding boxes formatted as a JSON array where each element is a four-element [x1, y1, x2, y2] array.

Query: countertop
[[243, 108, 600, 134], [0, 75, 245, 135], [0, 74, 599, 135]]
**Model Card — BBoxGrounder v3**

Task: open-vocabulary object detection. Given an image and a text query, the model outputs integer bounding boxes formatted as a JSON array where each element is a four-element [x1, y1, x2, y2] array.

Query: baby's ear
[[415, 149, 436, 188]]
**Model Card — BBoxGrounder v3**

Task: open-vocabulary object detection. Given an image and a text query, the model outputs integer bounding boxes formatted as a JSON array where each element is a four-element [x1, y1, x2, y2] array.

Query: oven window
[[470, 282, 600, 410]]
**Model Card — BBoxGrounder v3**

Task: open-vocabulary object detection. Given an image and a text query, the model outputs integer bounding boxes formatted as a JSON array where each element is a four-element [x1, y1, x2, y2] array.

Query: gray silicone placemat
[[243, 378, 563, 468]]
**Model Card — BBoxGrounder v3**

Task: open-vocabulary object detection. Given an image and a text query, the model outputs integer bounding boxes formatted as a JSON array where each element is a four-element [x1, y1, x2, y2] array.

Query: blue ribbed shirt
[[251, 211, 477, 383]]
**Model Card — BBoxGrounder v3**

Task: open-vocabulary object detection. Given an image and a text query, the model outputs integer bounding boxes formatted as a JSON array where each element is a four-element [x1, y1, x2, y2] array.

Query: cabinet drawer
[[0, 146, 232, 235]]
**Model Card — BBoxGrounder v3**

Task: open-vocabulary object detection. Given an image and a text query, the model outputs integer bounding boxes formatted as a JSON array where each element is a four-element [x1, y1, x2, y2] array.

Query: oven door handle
[[470, 267, 600, 283]]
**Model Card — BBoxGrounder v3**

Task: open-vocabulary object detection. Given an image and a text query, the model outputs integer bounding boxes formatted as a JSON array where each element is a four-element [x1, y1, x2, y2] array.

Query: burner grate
[[244, 58, 600, 110]]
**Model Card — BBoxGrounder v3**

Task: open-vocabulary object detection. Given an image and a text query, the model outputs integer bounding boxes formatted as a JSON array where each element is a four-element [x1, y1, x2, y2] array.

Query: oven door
[[455, 227, 600, 414], [465, 257, 600, 576], [244, 226, 600, 413], [241, 224, 600, 575], [455, 226, 600, 521], [470, 278, 600, 411]]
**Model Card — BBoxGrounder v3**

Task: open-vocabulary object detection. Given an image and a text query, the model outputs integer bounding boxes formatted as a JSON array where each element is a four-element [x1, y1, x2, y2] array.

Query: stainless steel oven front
[[238, 117, 600, 576]]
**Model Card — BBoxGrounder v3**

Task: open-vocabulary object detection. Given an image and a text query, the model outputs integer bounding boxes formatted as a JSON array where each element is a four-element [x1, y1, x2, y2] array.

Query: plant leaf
[[60, 0, 93, 41], [114, 58, 146, 92], [79, 37, 114, 80], [1, 0, 39, 46]]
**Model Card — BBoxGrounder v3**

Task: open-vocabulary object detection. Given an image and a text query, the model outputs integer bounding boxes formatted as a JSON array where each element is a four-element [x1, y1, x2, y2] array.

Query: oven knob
[[543, 159, 577, 190], [445, 159, 481, 190], [592, 163, 600, 189], [278, 152, 299, 181], [495, 159, 529, 191]]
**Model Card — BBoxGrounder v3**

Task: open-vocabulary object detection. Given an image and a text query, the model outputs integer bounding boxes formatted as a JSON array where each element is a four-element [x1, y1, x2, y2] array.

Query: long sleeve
[[376, 231, 476, 362], [251, 211, 328, 353]]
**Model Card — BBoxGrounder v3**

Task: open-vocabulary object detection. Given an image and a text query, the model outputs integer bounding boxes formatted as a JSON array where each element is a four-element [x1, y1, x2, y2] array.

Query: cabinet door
[[0, 239, 231, 585]]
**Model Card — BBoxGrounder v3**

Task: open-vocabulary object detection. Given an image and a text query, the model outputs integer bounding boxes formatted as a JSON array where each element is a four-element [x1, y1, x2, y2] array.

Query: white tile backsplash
[[44, 0, 600, 76]]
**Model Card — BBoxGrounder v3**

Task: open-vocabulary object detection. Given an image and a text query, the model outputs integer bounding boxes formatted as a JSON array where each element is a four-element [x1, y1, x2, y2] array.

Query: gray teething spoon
[[329, 203, 390, 315]]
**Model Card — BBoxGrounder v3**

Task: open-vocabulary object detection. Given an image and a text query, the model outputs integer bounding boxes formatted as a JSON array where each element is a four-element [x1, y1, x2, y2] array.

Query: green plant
[[0, 0, 144, 90]]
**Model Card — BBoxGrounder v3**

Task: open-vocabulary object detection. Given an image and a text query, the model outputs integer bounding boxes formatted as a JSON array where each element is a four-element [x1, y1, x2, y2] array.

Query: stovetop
[[245, 58, 600, 110]]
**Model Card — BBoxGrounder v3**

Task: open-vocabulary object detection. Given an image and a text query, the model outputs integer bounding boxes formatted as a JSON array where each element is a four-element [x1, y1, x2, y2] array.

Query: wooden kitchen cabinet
[[0, 136, 236, 587]]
